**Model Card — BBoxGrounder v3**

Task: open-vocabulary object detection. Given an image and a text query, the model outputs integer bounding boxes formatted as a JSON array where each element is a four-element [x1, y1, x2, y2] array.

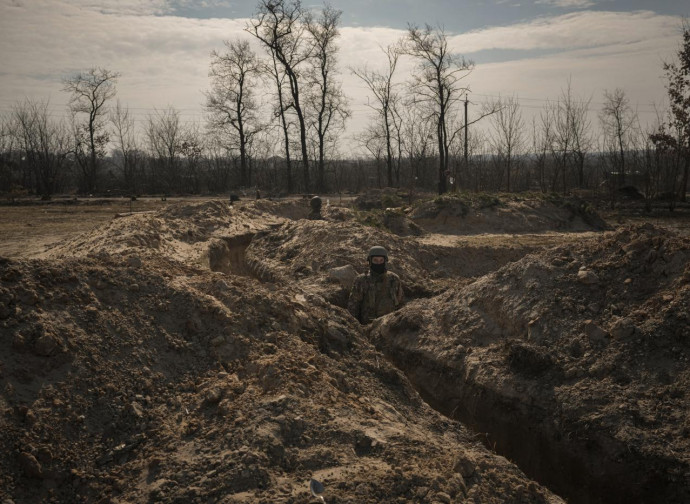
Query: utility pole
[[464, 94, 469, 182]]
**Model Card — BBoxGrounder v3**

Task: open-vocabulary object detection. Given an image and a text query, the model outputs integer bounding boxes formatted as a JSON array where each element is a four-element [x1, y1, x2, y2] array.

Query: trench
[[381, 345, 686, 504], [200, 234, 687, 504], [202, 234, 256, 277]]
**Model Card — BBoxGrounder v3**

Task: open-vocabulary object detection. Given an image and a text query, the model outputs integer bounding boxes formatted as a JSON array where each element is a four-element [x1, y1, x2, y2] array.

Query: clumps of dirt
[[408, 193, 610, 234], [371, 223, 690, 504], [245, 219, 439, 307], [0, 251, 563, 503]]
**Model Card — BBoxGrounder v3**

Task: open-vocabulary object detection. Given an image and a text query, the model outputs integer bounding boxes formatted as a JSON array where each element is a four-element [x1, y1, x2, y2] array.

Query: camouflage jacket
[[347, 270, 403, 324]]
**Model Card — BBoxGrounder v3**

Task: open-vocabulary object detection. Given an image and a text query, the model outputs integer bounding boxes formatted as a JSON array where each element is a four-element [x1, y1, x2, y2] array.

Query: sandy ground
[[0, 198, 172, 258]]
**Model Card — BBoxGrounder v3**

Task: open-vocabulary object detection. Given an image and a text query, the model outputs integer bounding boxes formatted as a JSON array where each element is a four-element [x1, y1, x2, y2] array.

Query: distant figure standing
[[348, 246, 403, 324], [308, 195, 323, 220]]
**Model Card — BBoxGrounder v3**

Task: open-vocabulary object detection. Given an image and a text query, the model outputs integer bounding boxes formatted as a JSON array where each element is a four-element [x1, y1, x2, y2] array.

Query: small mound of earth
[[352, 188, 413, 211], [0, 254, 563, 503], [408, 194, 609, 235], [371, 224, 690, 504], [42, 200, 284, 263]]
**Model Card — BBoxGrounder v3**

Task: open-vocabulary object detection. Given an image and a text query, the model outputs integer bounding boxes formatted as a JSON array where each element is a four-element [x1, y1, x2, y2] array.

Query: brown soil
[[371, 224, 690, 504], [1, 194, 688, 504]]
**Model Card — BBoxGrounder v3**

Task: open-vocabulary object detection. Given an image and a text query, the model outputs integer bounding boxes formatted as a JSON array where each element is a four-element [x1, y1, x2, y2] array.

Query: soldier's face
[[371, 256, 385, 265]]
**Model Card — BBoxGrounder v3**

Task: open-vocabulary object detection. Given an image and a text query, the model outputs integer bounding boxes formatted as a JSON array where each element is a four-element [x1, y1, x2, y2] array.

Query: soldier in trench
[[347, 246, 404, 324], [307, 195, 324, 220]]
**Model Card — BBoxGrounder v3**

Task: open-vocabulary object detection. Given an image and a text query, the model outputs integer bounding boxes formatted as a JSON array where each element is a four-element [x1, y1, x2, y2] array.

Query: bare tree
[[266, 48, 295, 192], [62, 67, 120, 193], [404, 24, 473, 194], [206, 39, 263, 188], [465, 128, 490, 192], [248, 0, 313, 192], [179, 122, 205, 193], [351, 45, 401, 188], [145, 107, 183, 194], [305, 4, 350, 192], [569, 91, 594, 190], [532, 113, 554, 193], [543, 79, 591, 194], [10, 99, 71, 198], [111, 100, 141, 195], [355, 124, 386, 188], [0, 115, 15, 195], [650, 20, 690, 204], [487, 96, 526, 192], [600, 88, 637, 188], [399, 100, 436, 190], [204, 132, 233, 192]]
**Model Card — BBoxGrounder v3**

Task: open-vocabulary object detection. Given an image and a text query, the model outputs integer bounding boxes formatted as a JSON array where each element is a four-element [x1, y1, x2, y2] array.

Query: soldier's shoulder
[[386, 271, 402, 281], [352, 273, 369, 286]]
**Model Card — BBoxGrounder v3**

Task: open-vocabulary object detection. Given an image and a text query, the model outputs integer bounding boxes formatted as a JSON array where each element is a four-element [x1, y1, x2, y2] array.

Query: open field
[[0, 198, 184, 258]]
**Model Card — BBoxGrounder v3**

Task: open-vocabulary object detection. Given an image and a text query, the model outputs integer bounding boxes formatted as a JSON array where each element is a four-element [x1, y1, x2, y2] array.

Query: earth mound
[[408, 193, 610, 235], [371, 224, 690, 504], [245, 219, 438, 305], [0, 201, 566, 503]]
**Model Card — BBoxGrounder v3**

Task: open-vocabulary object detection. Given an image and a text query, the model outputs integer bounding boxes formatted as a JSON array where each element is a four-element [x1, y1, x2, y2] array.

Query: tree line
[[0, 2, 688, 208]]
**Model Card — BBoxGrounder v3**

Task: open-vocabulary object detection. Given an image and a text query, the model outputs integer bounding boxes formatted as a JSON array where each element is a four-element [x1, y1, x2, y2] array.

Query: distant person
[[308, 195, 323, 220], [347, 246, 403, 324]]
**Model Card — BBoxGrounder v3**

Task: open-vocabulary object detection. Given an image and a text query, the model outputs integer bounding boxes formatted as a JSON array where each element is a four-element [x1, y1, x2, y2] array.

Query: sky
[[0, 0, 687, 155]]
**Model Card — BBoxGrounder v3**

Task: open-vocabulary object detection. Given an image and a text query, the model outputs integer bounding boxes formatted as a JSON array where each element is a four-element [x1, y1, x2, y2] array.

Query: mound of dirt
[[371, 224, 690, 504], [0, 203, 566, 503], [245, 219, 438, 305], [352, 189, 413, 211], [408, 194, 609, 235]]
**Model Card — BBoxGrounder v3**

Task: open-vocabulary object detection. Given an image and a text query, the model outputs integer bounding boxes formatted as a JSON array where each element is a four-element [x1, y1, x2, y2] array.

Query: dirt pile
[[245, 219, 439, 305], [371, 224, 690, 503], [408, 194, 609, 235], [0, 201, 566, 503], [42, 200, 285, 263]]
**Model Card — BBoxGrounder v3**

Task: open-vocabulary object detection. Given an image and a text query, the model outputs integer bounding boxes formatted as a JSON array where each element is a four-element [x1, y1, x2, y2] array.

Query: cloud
[[535, 0, 596, 8], [0, 0, 252, 116], [49, 0, 171, 16], [449, 10, 678, 53]]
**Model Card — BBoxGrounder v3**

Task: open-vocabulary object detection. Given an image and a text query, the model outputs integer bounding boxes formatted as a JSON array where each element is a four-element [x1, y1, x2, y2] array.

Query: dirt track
[[1, 194, 688, 504]]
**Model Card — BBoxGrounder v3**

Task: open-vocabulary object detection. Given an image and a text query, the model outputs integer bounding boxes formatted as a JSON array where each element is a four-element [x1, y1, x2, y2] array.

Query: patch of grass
[[415, 191, 505, 213], [381, 192, 404, 209], [353, 208, 385, 229]]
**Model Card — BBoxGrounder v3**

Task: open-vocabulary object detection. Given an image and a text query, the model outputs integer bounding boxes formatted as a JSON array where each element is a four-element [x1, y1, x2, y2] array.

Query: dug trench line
[[202, 234, 255, 276], [203, 233, 286, 284], [376, 343, 684, 504], [198, 233, 684, 504]]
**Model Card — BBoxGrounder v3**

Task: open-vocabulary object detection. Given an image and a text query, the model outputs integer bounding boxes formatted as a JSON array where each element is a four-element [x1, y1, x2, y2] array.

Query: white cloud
[[535, 0, 595, 8], [0, 0, 251, 118], [448, 10, 678, 53]]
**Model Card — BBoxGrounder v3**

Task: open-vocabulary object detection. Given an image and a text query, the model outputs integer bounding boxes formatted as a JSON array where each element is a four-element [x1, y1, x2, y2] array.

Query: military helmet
[[367, 245, 388, 261], [310, 195, 322, 210]]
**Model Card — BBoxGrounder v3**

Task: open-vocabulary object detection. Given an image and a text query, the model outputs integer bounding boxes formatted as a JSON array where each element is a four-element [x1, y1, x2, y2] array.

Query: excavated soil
[[371, 224, 690, 504], [1, 194, 688, 504]]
